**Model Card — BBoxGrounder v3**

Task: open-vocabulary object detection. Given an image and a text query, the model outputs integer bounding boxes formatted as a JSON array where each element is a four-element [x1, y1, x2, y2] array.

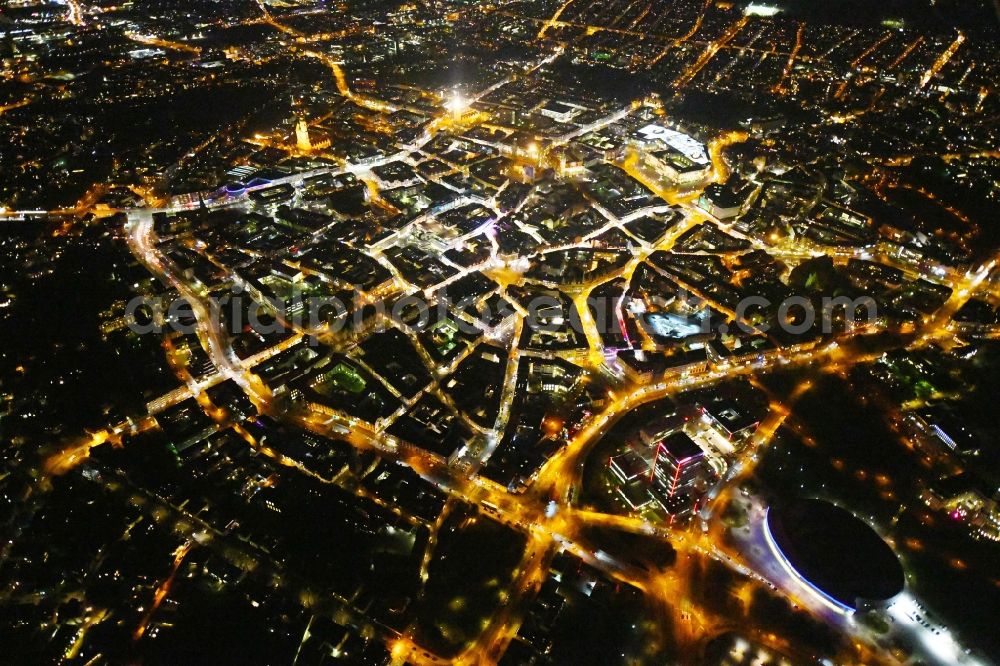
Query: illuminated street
[[2, 0, 1000, 664]]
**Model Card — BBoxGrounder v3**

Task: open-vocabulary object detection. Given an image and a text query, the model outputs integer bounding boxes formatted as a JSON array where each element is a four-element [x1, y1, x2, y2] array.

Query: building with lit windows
[[607, 414, 719, 518], [649, 431, 710, 514], [633, 124, 712, 188]]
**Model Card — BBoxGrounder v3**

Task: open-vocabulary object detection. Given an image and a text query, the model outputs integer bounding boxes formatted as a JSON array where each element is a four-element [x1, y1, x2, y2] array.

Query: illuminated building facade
[[650, 431, 709, 511], [295, 117, 312, 153]]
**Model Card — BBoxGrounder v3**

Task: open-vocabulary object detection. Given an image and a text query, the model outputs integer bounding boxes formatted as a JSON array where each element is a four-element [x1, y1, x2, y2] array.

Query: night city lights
[[1, 0, 999, 664]]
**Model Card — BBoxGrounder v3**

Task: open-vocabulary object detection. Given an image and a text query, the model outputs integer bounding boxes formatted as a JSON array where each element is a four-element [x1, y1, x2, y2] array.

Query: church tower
[[295, 117, 312, 153]]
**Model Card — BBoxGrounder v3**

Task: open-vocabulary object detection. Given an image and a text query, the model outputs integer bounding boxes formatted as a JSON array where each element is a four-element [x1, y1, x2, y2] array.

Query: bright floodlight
[[745, 3, 781, 17], [445, 90, 469, 116]]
